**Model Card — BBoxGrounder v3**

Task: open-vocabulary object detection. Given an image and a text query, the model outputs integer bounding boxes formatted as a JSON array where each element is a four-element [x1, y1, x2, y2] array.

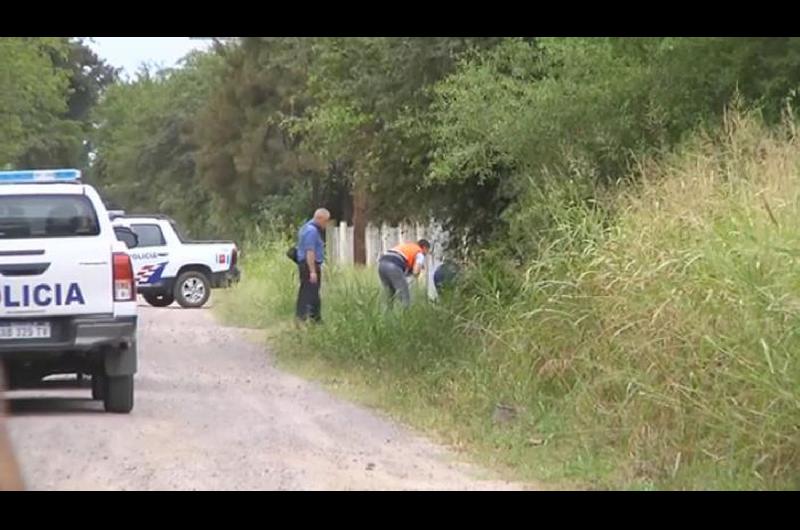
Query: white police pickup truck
[[0, 170, 139, 413], [111, 214, 239, 308]]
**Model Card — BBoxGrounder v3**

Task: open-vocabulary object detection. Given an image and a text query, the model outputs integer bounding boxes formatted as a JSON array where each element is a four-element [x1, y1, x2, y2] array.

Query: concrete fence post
[[338, 221, 347, 265], [380, 223, 389, 256]]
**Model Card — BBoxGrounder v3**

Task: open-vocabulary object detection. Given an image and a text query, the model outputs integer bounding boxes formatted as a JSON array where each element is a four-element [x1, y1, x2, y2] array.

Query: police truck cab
[[0, 170, 138, 413]]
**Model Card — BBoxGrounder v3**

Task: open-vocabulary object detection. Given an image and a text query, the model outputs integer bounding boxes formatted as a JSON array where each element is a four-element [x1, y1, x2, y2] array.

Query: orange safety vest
[[389, 242, 424, 271]]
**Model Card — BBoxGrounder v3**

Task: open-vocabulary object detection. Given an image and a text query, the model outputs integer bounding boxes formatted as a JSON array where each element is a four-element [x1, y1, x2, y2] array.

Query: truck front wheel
[[143, 292, 174, 307], [174, 271, 211, 308]]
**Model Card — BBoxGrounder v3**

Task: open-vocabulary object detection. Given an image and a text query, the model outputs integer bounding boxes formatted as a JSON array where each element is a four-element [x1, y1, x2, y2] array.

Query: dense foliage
[[8, 37, 800, 245], [79, 37, 800, 250]]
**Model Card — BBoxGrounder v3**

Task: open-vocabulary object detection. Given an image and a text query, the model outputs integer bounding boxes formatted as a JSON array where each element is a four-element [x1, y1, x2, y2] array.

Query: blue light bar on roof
[[0, 169, 81, 183]]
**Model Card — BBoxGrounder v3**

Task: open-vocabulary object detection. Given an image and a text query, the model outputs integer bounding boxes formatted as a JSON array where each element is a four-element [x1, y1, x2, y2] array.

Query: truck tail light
[[112, 252, 135, 302]]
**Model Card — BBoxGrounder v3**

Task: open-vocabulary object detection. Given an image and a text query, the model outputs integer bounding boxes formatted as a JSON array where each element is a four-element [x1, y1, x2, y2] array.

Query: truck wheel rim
[[182, 278, 206, 304]]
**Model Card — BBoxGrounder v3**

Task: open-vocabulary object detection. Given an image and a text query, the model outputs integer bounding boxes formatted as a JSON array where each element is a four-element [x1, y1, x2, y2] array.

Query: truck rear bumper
[[212, 266, 240, 288], [0, 315, 137, 358], [0, 315, 138, 382]]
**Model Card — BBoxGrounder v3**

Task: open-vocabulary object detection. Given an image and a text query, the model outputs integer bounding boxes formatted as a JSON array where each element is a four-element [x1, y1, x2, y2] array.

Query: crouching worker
[[378, 239, 431, 309], [433, 261, 461, 295]]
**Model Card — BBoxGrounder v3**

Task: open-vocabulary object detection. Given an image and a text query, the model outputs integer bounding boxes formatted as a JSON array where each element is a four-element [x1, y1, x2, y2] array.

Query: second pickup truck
[[111, 214, 239, 308]]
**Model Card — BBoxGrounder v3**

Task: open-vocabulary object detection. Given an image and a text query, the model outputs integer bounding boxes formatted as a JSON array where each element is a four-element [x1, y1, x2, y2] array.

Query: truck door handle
[[0, 262, 51, 276], [0, 250, 45, 257], [157, 253, 168, 257]]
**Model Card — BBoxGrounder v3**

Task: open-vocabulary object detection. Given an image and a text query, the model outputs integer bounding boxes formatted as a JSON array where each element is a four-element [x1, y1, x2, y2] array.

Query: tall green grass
[[215, 241, 296, 329], [216, 111, 800, 490]]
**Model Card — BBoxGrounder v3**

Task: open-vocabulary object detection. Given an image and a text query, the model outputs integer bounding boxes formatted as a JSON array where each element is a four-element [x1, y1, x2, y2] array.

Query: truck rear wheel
[[92, 374, 105, 400], [143, 292, 174, 307], [3, 367, 18, 390], [104, 375, 134, 413], [174, 271, 211, 308]]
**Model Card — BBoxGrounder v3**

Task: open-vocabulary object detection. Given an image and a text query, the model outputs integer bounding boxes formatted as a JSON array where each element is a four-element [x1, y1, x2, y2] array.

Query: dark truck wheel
[[143, 292, 174, 307], [3, 368, 19, 390], [174, 271, 211, 308], [104, 375, 134, 413], [91, 374, 105, 400]]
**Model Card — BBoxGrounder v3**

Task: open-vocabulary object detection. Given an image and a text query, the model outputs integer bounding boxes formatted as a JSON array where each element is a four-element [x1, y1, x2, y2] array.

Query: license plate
[[0, 321, 51, 340]]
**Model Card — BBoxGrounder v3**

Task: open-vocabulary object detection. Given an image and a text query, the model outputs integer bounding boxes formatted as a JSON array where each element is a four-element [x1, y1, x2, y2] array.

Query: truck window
[[131, 224, 166, 247], [169, 220, 189, 243], [0, 195, 100, 239]]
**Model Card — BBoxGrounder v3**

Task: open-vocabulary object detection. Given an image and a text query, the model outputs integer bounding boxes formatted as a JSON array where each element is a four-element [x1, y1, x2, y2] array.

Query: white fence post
[[338, 221, 347, 265], [365, 223, 373, 267], [328, 225, 337, 266], [370, 224, 382, 266], [346, 224, 354, 265], [380, 222, 389, 256], [427, 224, 438, 301]]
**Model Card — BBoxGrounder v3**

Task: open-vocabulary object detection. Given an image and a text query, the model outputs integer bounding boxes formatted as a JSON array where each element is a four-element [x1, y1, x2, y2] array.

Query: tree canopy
[[7, 37, 800, 254]]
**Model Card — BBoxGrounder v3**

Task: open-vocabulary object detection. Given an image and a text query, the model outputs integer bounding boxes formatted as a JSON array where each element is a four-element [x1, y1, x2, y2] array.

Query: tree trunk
[[352, 179, 368, 266]]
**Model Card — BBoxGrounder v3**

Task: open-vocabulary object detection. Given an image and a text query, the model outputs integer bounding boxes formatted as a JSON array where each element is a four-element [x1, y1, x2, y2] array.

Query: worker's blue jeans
[[296, 262, 322, 322], [378, 259, 410, 308]]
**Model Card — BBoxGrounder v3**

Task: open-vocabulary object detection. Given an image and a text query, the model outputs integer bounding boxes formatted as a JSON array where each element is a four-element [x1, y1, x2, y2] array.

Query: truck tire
[[143, 292, 174, 307], [5, 369, 34, 390], [91, 374, 105, 400], [174, 271, 211, 308], [104, 375, 134, 413]]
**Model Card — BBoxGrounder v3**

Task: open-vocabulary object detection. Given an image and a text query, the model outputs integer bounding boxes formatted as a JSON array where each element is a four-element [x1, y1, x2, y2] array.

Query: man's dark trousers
[[296, 262, 322, 322]]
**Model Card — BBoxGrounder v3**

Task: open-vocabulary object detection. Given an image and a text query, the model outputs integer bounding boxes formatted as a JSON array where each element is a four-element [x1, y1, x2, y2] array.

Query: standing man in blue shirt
[[295, 208, 330, 323]]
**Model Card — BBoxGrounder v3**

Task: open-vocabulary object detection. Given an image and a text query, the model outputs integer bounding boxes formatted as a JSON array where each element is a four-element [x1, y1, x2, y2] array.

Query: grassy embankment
[[216, 113, 800, 490]]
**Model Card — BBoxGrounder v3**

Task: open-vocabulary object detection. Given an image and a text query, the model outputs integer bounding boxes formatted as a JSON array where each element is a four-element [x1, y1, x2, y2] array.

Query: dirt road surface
[[4, 304, 525, 490]]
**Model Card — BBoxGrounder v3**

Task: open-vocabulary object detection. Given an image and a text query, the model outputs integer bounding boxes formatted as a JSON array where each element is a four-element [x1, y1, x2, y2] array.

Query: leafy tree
[[0, 38, 71, 167], [300, 37, 502, 262], [193, 37, 333, 234], [91, 52, 224, 237], [16, 38, 118, 169]]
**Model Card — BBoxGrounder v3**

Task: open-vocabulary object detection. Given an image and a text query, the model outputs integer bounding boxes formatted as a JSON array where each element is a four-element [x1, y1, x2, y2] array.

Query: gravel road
[[4, 303, 524, 490]]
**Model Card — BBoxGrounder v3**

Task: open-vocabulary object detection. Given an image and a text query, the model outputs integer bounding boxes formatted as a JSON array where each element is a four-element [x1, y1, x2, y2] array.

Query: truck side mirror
[[114, 226, 139, 249]]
